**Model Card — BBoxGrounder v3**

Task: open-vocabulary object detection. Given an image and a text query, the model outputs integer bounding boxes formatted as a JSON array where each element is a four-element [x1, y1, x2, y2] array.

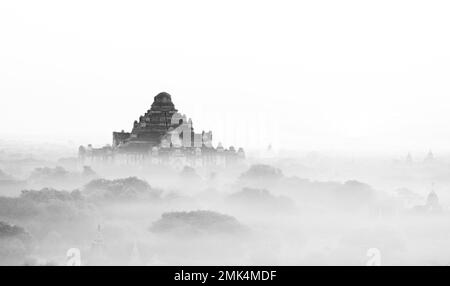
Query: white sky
[[1, 0, 450, 153]]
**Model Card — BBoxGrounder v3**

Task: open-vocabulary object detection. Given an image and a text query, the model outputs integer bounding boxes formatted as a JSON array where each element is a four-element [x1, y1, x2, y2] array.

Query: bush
[[239, 164, 284, 181], [150, 210, 246, 234], [83, 177, 161, 201]]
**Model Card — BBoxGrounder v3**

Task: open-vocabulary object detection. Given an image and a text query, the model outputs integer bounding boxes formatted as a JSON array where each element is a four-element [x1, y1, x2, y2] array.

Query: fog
[[2, 0, 450, 267], [1, 142, 450, 266]]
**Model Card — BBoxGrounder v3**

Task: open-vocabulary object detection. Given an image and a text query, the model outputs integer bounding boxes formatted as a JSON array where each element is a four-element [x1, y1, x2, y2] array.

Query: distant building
[[424, 150, 435, 164], [426, 189, 441, 212], [128, 241, 142, 266], [79, 92, 245, 166], [406, 152, 413, 165], [88, 224, 107, 266], [91, 224, 105, 253]]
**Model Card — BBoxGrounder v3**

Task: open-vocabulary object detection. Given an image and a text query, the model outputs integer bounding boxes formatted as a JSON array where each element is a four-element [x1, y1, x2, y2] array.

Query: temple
[[79, 92, 245, 166]]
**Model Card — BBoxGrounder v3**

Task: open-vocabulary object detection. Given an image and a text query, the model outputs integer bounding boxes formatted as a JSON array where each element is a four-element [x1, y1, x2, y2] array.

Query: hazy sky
[[1, 0, 450, 153]]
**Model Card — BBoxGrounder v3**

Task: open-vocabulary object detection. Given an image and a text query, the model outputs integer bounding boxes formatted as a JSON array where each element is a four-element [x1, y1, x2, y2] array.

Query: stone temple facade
[[79, 92, 245, 166]]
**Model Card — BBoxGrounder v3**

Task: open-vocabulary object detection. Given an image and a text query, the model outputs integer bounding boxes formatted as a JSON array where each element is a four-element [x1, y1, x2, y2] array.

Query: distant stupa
[[424, 150, 435, 163], [91, 224, 104, 250], [89, 224, 107, 265], [406, 152, 413, 165], [128, 241, 142, 266]]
